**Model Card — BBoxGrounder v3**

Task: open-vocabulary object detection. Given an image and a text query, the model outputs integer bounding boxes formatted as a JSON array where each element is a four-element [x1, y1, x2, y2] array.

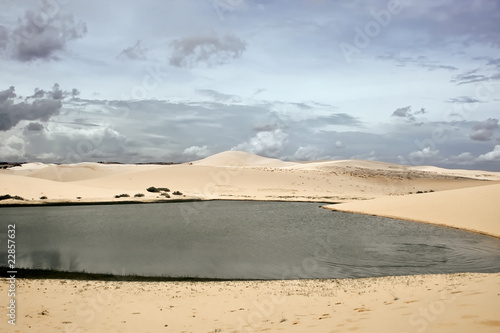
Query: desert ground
[[1, 150, 500, 332]]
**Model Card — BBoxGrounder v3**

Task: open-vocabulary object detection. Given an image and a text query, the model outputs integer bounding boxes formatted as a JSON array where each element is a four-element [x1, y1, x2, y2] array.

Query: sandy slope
[[1, 151, 500, 332], [325, 183, 500, 238]]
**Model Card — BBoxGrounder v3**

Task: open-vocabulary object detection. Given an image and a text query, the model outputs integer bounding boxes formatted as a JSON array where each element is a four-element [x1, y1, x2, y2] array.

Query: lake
[[1, 200, 500, 279]]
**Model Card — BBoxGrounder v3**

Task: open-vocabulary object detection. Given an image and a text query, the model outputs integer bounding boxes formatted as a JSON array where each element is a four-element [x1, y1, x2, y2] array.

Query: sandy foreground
[[1, 151, 500, 332], [1, 273, 500, 333]]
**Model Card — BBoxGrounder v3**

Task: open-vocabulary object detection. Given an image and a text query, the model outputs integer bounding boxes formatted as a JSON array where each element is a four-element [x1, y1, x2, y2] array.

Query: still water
[[1, 201, 500, 279]]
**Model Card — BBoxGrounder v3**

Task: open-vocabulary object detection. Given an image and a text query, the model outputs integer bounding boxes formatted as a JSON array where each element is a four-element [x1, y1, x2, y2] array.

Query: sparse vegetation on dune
[[0, 194, 24, 201], [114, 194, 130, 198], [147, 186, 171, 193], [134, 193, 145, 197]]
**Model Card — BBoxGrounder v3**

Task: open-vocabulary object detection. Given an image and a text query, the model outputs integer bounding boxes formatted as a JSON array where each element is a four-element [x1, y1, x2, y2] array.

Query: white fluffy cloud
[[477, 145, 500, 162], [293, 145, 324, 161], [233, 129, 288, 158], [408, 147, 440, 165], [183, 145, 210, 159]]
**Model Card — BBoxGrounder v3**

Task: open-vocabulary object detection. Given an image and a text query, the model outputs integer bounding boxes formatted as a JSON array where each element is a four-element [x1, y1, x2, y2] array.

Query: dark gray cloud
[[446, 96, 483, 104], [26, 122, 44, 131], [474, 118, 499, 131], [117, 40, 148, 61], [169, 32, 246, 68], [470, 118, 499, 142], [0, 85, 64, 131], [392, 106, 411, 118], [451, 61, 500, 85], [391, 106, 426, 123], [25, 84, 68, 100], [8, 6, 87, 62]]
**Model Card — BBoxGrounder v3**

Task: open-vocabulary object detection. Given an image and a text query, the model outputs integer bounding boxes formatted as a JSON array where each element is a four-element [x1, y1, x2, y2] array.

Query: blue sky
[[0, 0, 499, 170]]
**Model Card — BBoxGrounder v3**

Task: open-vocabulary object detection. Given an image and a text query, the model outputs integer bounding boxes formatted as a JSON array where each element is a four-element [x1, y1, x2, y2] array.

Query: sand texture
[[1, 273, 499, 332], [1, 151, 500, 332]]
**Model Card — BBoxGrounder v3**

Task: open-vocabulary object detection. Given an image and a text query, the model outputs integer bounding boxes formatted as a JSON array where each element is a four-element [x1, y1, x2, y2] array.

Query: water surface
[[1, 201, 500, 279]]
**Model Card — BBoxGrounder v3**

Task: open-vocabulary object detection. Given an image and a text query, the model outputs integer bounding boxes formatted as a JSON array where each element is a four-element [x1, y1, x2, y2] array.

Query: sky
[[0, 0, 499, 170]]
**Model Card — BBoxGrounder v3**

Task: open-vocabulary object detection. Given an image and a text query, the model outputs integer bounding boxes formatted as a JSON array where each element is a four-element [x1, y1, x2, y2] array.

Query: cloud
[[446, 96, 483, 104], [196, 89, 241, 103], [233, 129, 288, 157], [26, 122, 44, 131], [169, 32, 246, 68], [451, 65, 500, 85], [474, 118, 499, 131], [477, 145, 500, 162], [335, 140, 345, 149], [470, 118, 499, 141], [7, 6, 87, 62], [183, 145, 210, 159], [391, 106, 426, 123], [0, 85, 65, 131], [378, 54, 458, 71], [0, 25, 8, 52], [392, 106, 412, 118], [408, 147, 439, 164], [117, 40, 148, 61], [293, 145, 324, 160]]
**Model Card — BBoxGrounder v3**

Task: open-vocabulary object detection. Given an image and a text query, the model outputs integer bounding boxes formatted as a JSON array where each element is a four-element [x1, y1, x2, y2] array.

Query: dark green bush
[[114, 194, 130, 198], [134, 193, 145, 197], [160, 193, 170, 198], [0, 194, 24, 201], [147, 186, 160, 193], [40, 196, 48, 200], [172, 191, 182, 195]]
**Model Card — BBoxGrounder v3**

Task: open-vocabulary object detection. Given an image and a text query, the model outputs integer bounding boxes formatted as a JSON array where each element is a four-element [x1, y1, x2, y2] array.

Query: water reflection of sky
[[1, 201, 500, 279]]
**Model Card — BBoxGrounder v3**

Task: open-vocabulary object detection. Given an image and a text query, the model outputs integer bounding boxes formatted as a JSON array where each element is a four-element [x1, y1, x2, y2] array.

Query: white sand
[[1, 151, 500, 332]]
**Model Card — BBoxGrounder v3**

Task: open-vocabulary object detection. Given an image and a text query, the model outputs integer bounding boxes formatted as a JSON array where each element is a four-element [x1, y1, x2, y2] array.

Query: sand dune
[[2, 151, 497, 206], [193, 150, 297, 167], [325, 183, 500, 238]]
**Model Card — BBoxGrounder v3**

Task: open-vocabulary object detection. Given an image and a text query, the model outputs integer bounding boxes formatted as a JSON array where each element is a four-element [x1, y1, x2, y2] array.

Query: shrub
[[40, 196, 48, 200], [76, 197, 81, 199], [160, 193, 170, 198], [134, 193, 145, 197], [416, 191, 423, 194], [147, 186, 170, 193], [114, 194, 130, 198], [172, 191, 183, 195], [0, 194, 24, 201]]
